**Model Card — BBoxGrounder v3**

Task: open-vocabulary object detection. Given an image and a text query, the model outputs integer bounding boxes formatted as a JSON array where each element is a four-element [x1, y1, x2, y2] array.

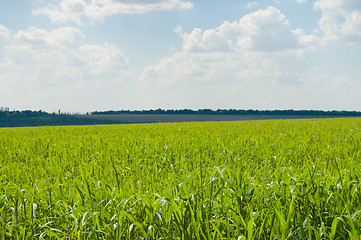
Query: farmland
[[1, 118, 361, 239], [77, 113, 346, 124]]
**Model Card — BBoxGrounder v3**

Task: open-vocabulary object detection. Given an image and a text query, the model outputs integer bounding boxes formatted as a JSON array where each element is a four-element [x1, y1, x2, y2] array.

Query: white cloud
[[181, 28, 233, 52], [32, 0, 85, 25], [14, 27, 83, 48], [296, 0, 307, 3], [139, 7, 323, 109], [137, 6, 361, 111], [232, 7, 303, 51], [33, 0, 194, 24], [75, 44, 129, 75], [0, 26, 131, 111], [140, 50, 359, 110], [0, 25, 10, 39], [179, 7, 317, 53], [314, 0, 361, 43], [4, 27, 128, 73], [246, 2, 259, 10]]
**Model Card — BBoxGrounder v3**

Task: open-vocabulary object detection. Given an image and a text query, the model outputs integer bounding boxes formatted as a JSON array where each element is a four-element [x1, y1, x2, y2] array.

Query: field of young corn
[[1, 118, 361, 239]]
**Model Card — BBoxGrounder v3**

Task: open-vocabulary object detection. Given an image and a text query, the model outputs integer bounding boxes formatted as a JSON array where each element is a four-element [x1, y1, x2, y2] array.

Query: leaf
[[351, 209, 361, 219], [329, 218, 338, 240]]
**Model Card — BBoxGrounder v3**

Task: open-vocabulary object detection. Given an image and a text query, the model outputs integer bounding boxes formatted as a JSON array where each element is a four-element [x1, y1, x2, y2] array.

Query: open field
[[1, 118, 361, 239], [77, 113, 350, 124]]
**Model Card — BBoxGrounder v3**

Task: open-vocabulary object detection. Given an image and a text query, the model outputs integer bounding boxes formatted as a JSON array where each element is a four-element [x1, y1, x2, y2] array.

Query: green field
[[1, 118, 361, 239]]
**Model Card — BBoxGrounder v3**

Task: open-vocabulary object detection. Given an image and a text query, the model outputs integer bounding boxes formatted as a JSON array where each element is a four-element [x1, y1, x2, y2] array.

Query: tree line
[[1, 109, 361, 127], [92, 108, 361, 116], [0, 110, 111, 127]]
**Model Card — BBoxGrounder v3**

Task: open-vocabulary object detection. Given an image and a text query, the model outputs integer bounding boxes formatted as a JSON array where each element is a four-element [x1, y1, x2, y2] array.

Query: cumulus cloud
[[139, 50, 352, 110], [314, 0, 361, 43], [3, 27, 128, 74], [0, 25, 10, 39], [151, 6, 318, 79], [139, 7, 322, 109], [230, 7, 303, 51], [138, 6, 361, 110], [0, 26, 131, 111], [179, 27, 234, 52], [14, 27, 83, 48], [75, 44, 129, 75], [177, 7, 317, 53], [33, 0, 194, 24]]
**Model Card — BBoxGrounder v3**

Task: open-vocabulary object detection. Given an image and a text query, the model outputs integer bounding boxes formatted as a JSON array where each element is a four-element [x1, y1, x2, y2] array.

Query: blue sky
[[0, 0, 360, 112]]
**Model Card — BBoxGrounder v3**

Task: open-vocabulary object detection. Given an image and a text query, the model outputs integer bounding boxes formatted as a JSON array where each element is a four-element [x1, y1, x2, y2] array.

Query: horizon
[[2, 107, 361, 115], [1, 0, 361, 112]]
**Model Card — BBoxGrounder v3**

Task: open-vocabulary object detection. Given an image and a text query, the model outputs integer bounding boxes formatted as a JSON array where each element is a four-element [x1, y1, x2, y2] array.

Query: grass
[[0, 118, 361, 239]]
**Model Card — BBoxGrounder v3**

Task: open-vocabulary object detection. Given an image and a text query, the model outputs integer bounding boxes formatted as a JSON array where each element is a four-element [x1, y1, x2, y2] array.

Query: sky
[[0, 0, 361, 113]]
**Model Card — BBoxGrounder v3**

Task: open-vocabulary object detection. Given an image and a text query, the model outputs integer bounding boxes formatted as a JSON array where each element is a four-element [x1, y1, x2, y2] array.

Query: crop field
[[77, 113, 337, 124], [1, 118, 361, 239]]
